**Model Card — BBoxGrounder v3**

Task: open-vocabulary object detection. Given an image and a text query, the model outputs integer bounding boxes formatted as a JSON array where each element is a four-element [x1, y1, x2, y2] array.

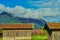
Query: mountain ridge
[[0, 12, 45, 29]]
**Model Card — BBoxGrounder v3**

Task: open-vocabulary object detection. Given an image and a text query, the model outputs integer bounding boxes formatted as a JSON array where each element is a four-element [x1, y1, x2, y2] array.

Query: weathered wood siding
[[48, 31, 60, 40], [3, 30, 32, 40]]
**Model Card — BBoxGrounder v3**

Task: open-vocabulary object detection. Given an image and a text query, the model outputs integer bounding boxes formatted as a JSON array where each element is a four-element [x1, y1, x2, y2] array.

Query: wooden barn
[[0, 23, 34, 40], [44, 22, 60, 40]]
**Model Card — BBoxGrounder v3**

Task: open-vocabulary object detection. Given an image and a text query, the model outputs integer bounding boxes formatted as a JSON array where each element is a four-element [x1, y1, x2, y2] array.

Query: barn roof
[[0, 23, 34, 30], [47, 22, 60, 29]]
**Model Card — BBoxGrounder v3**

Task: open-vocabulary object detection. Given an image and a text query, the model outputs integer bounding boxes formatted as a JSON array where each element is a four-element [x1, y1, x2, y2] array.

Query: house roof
[[0, 23, 34, 29], [47, 22, 60, 29]]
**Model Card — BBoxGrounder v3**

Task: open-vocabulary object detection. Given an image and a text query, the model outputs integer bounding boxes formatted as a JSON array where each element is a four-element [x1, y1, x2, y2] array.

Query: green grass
[[31, 30, 47, 40], [0, 38, 2, 40], [32, 35, 47, 40], [0, 29, 2, 33]]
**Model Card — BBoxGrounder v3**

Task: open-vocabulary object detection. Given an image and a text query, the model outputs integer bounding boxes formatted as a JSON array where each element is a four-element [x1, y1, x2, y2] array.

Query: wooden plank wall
[[3, 30, 32, 40], [52, 31, 60, 40], [48, 31, 60, 40]]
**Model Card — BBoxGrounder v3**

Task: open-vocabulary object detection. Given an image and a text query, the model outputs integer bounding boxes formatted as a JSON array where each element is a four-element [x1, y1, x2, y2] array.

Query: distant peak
[[0, 12, 13, 17], [1, 12, 8, 15]]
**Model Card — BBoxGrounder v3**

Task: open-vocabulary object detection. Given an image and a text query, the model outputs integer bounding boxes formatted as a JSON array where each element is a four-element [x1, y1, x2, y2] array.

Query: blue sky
[[0, 0, 39, 9], [0, 0, 60, 22], [0, 0, 60, 8]]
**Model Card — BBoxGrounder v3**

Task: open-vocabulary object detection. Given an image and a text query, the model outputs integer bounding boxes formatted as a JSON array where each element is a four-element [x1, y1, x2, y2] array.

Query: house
[[44, 22, 60, 40], [0, 23, 34, 40]]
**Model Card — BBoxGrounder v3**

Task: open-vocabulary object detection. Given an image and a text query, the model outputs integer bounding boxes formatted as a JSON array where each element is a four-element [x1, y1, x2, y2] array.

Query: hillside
[[0, 12, 45, 29]]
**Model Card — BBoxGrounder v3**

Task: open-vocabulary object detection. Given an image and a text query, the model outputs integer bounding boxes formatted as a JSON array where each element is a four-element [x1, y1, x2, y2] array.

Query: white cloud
[[0, 4, 60, 19], [29, 0, 60, 8]]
